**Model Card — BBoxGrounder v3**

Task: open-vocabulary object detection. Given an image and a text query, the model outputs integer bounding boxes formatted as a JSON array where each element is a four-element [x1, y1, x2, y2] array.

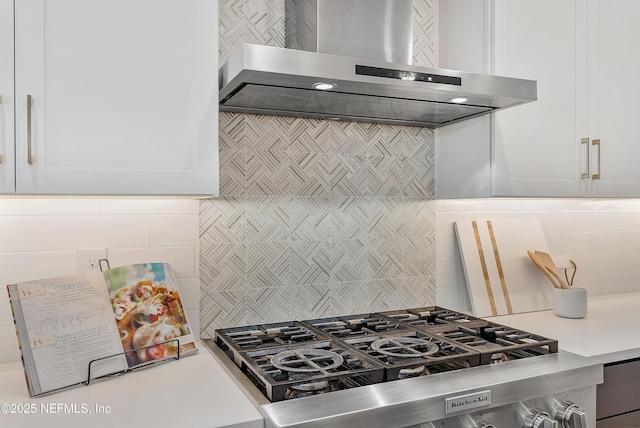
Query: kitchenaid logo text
[[445, 390, 491, 414]]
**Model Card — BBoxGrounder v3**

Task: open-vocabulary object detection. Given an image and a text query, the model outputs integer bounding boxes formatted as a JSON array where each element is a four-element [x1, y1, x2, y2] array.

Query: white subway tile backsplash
[[537, 211, 640, 234], [150, 215, 199, 246], [176, 277, 200, 311], [0, 216, 149, 252], [545, 233, 590, 254], [589, 251, 640, 294], [573, 199, 640, 211], [98, 198, 199, 215], [596, 272, 640, 294], [49, 251, 77, 277], [562, 253, 601, 295], [0, 252, 52, 283], [0, 198, 101, 216], [548, 231, 640, 254]]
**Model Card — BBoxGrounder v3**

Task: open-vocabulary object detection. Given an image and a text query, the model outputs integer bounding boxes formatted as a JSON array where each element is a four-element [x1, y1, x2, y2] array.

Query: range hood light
[[449, 97, 470, 104], [313, 82, 337, 90]]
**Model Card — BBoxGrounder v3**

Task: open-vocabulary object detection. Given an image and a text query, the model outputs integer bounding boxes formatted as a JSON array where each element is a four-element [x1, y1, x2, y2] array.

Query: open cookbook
[[6, 262, 197, 397]]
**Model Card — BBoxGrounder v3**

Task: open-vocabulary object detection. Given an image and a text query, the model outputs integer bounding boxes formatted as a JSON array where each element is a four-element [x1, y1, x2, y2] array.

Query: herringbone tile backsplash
[[200, 0, 437, 336]]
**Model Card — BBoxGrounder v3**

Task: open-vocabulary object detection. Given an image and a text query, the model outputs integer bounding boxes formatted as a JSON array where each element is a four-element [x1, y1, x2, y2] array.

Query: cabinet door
[[14, 0, 218, 195], [492, 0, 588, 197], [0, 0, 14, 193], [596, 359, 640, 422], [587, 0, 640, 197]]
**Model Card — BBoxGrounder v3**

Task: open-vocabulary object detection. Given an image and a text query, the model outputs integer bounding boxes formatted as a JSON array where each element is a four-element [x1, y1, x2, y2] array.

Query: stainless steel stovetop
[[204, 306, 602, 428]]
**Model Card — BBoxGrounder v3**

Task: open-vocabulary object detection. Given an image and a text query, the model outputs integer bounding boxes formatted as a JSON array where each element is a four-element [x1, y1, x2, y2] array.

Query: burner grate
[[214, 322, 328, 366], [433, 322, 558, 364], [345, 331, 481, 381], [302, 313, 412, 338], [238, 341, 384, 402], [270, 348, 344, 374], [211, 307, 561, 402], [381, 307, 485, 332]]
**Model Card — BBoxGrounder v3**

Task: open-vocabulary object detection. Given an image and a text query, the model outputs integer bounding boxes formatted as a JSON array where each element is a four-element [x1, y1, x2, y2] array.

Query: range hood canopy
[[219, 0, 537, 128]]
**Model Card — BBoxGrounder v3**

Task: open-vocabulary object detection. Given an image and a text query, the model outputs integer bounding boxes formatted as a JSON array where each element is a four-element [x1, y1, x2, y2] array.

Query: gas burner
[[397, 365, 426, 378], [369, 337, 440, 359], [490, 353, 510, 364], [270, 349, 344, 374], [289, 379, 329, 390], [285, 380, 334, 399]]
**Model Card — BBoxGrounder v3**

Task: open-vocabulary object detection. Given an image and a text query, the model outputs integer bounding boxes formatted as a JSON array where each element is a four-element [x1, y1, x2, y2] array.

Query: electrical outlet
[[77, 248, 107, 272]]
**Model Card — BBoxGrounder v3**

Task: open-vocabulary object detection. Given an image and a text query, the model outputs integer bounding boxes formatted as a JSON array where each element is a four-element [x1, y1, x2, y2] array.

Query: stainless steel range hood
[[219, 0, 537, 128]]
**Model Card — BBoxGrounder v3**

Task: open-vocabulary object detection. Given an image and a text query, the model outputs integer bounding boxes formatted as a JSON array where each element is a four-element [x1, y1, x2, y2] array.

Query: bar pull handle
[[27, 95, 33, 165], [580, 138, 589, 179], [592, 139, 601, 180]]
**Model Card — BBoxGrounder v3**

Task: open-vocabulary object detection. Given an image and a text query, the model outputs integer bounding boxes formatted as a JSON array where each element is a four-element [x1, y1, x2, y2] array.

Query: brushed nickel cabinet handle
[[27, 94, 33, 164], [592, 139, 601, 180], [580, 138, 589, 179]]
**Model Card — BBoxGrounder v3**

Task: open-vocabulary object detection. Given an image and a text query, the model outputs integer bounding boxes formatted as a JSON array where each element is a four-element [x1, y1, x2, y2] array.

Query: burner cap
[[370, 337, 440, 358], [270, 349, 344, 373]]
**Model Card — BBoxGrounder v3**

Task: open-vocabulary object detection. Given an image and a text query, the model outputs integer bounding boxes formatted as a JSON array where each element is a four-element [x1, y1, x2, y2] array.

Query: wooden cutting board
[[454, 218, 554, 317]]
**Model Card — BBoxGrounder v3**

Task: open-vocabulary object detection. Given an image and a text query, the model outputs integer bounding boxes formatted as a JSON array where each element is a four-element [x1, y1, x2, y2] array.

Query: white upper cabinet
[[437, 0, 640, 198], [6, 0, 218, 195], [492, 0, 588, 197], [0, 0, 15, 193], [586, 0, 640, 197]]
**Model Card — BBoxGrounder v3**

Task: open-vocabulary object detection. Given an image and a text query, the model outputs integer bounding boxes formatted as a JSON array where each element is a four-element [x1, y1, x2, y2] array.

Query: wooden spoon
[[534, 251, 570, 289], [527, 250, 562, 289]]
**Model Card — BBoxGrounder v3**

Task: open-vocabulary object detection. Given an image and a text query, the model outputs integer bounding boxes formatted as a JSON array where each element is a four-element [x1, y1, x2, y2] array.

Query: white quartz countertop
[[487, 291, 640, 365], [4, 292, 637, 427], [0, 343, 263, 428]]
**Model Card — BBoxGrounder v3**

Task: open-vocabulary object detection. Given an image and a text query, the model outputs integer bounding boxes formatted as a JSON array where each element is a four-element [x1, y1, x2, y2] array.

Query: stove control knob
[[464, 414, 495, 428], [524, 409, 559, 428], [555, 402, 588, 428]]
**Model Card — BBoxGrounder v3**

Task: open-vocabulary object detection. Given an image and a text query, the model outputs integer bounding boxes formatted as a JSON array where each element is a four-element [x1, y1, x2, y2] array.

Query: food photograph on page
[[104, 262, 197, 366]]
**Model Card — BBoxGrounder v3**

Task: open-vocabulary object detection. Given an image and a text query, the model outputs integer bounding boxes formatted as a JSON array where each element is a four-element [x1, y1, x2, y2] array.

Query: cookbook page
[[9, 273, 128, 396], [104, 262, 197, 368]]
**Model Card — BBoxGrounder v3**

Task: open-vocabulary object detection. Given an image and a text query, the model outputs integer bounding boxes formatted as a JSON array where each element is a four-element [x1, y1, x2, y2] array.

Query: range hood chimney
[[219, 0, 537, 128]]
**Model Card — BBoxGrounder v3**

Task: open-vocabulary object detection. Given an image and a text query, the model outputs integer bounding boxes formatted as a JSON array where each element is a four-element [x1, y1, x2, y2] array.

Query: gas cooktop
[[212, 306, 558, 403]]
